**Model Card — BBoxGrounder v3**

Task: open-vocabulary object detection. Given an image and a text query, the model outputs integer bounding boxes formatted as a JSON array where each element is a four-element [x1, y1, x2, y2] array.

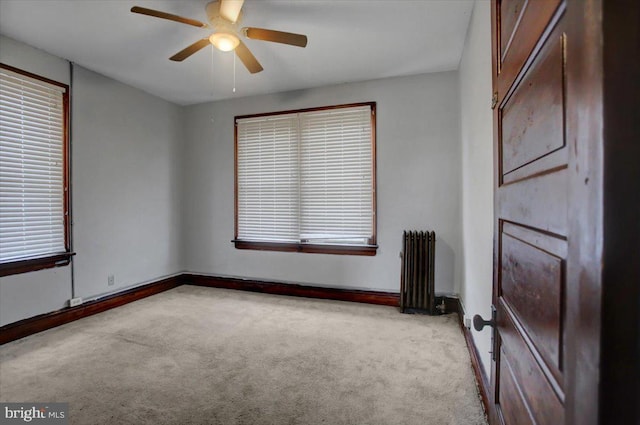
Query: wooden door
[[489, 1, 638, 424], [490, 1, 571, 423]]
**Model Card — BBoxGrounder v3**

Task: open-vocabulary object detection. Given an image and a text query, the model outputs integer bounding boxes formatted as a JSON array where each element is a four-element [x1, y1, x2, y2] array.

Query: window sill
[[233, 240, 377, 256], [0, 252, 75, 277]]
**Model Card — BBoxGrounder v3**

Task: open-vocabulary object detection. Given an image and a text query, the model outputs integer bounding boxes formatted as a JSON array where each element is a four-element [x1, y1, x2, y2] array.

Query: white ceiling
[[0, 0, 474, 106]]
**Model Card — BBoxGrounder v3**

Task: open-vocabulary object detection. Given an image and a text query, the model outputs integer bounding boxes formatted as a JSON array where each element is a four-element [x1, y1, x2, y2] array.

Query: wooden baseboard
[[462, 322, 493, 418], [453, 298, 493, 420], [0, 275, 182, 345], [0, 273, 464, 348], [182, 273, 400, 307]]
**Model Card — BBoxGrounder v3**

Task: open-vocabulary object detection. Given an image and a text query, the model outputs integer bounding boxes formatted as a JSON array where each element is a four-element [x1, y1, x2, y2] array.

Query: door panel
[[499, 0, 527, 59], [497, 0, 562, 96], [491, 1, 568, 424], [496, 0, 563, 93], [500, 230, 563, 374], [497, 350, 535, 425], [496, 168, 567, 235], [497, 307, 564, 425], [501, 29, 565, 177]]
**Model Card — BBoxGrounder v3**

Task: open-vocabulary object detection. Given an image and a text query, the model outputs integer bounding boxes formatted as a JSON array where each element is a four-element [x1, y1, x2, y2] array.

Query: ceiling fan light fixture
[[209, 32, 240, 52]]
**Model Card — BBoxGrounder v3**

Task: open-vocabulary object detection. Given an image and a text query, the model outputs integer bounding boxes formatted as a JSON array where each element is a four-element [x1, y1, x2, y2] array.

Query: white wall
[[71, 66, 183, 299], [182, 72, 463, 294], [458, 0, 494, 377], [0, 36, 184, 325], [0, 35, 69, 85]]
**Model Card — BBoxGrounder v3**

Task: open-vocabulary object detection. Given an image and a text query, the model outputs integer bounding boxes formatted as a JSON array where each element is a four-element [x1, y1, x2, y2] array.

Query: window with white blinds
[[237, 113, 300, 242], [0, 64, 69, 265], [235, 103, 376, 254]]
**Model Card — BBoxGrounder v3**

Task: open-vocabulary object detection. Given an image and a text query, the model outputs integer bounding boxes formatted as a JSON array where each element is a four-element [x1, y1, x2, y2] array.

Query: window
[[0, 64, 71, 276], [234, 102, 377, 255]]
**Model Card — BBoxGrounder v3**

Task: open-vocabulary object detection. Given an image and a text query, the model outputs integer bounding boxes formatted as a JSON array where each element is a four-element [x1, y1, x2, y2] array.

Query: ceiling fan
[[131, 0, 308, 74]]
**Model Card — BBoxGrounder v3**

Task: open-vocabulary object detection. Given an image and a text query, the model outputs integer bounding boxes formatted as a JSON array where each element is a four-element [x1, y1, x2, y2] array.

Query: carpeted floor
[[0, 285, 487, 425]]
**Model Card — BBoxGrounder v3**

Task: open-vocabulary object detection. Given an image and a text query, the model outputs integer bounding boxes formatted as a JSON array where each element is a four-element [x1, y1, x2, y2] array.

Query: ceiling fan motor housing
[[206, 1, 243, 27], [205, 0, 243, 51]]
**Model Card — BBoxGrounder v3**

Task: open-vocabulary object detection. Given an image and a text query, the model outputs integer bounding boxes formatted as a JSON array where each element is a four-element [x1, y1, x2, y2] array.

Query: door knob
[[473, 314, 495, 331]]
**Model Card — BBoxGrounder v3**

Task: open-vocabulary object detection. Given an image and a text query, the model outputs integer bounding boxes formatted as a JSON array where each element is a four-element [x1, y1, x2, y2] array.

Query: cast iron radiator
[[400, 230, 436, 314]]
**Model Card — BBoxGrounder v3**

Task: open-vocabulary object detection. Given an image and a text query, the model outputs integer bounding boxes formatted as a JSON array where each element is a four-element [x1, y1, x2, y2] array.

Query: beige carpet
[[0, 285, 487, 425]]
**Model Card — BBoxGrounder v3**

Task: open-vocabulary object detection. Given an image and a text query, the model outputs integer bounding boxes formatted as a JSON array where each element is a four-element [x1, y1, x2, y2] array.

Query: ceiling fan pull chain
[[211, 45, 215, 99], [233, 53, 236, 93]]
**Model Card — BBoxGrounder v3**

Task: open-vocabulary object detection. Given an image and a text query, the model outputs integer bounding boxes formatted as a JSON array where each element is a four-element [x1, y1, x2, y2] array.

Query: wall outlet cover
[[107, 275, 115, 286], [464, 318, 472, 329], [69, 297, 83, 307]]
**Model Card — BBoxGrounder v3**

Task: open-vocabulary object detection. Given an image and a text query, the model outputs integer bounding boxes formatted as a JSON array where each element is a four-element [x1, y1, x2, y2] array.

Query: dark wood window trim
[[0, 63, 72, 277], [233, 240, 378, 256], [234, 102, 377, 256], [0, 253, 75, 278]]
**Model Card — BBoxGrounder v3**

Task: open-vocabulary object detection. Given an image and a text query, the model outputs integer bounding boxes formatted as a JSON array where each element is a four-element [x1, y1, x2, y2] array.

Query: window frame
[[0, 63, 73, 277], [234, 102, 377, 256]]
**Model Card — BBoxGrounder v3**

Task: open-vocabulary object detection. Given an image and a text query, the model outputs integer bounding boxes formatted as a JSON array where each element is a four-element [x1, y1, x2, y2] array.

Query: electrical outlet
[[107, 274, 115, 286], [69, 297, 83, 307], [464, 318, 472, 329]]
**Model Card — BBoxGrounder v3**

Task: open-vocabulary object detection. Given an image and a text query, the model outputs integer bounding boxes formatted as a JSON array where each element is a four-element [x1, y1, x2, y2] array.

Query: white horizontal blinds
[[299, 106, 373, 244], [236, 114, 300, 242], [0, 67, 66, 262]]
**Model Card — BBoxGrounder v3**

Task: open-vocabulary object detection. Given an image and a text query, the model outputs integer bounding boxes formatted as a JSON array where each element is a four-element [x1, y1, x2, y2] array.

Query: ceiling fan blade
[[170, 39, 211, 62], [244, 27, 308, 48], [131, 6, 206, 28], [219, 0, 244, 23], [235, 40, 263, 74]]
